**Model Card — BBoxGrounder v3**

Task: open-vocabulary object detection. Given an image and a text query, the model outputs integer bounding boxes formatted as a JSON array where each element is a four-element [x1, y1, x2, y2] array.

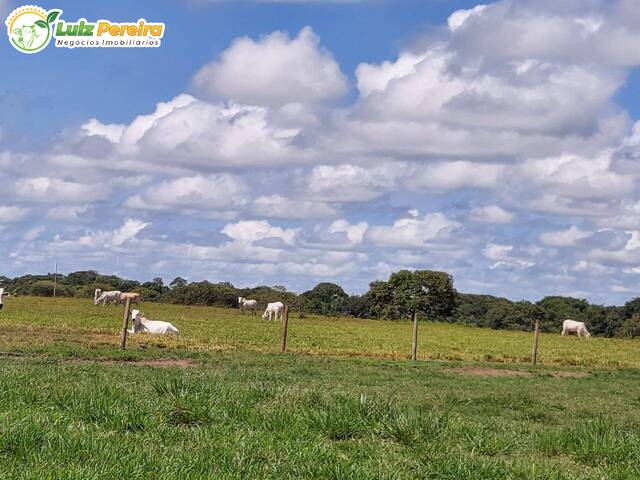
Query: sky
[[2, 0, 640, 304]]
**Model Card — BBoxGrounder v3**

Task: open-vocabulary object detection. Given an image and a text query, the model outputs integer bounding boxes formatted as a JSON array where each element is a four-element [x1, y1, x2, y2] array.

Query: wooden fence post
[[411, 311, 419, 361], [119, 298, 132, 350], [531, 318, 540, 366], [280, 305, 290, 353]]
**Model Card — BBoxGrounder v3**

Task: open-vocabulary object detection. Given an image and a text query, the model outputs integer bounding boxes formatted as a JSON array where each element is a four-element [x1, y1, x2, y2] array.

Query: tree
[[343, 294, 372, 318], [624, 297, 640, 319], [619, 314, 640, 338], [170, 277, 188, 289], [301, 283, 348, 315], [368, 270, 457, 320], [65, 270, 98, 286]]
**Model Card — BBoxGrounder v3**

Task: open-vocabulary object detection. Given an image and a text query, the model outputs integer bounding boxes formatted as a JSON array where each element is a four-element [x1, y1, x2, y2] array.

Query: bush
[[619, 315, 640, 338], [29, 281, 74, 297]]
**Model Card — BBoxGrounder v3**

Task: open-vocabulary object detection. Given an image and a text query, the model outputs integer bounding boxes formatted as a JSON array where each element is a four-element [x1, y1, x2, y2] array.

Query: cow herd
[[0, 286, 594, 340], [238, 297, 285, 321], [91, 291, 286, 337]]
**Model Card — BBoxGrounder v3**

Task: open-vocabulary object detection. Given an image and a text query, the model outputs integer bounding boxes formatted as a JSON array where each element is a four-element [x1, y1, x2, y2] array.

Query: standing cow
[[94, 289, 122, 306], [561, 319, 591, 338], [238, 297, 258, 316]]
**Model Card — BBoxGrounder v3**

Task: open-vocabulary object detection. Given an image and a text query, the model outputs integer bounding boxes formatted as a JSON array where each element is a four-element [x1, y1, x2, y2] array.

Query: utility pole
[[53, 262, 58, 298]]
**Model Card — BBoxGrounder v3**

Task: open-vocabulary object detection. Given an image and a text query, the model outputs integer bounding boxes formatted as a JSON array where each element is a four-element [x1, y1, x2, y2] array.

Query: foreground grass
[[1, 297, 640, 478], [0, 296, 638, 367], [0, 351, 639, 479]]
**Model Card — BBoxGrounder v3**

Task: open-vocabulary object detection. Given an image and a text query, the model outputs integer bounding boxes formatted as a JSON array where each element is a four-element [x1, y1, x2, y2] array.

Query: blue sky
[[2, 0, 640, 304]]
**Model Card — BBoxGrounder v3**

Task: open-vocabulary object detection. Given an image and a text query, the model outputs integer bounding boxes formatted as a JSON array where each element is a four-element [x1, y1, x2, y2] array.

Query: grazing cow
[[262, 301, 284, 321], [94, 289, 122, 306], [561, 319, 591, 338], [0, 288, 4, 310], [119, 292, 141, 305], [238, 297, 258, 316], [128, 309, 179, 335]]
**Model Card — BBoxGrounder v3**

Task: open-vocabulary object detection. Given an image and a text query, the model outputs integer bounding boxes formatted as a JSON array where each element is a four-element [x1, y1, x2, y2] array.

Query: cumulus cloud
[[46, 205, 90, 221], [540, 226, 592, 247], [0, 205, 29, 223], [483, 243, 535, 269], [299, 163, 407, 202], [125, 174, 248, 214], [366, 213, 460, 248], [48, 219, 149, 252], [328, 219, 369, 245], [469, 205, 515, 224], [83, 96, 308, 169], [222, 220, 298, 246], [14, 177, 109, 203], [192, 27, 348, 107], [407, 161, 505, 190], [253, 195, 338, 219]]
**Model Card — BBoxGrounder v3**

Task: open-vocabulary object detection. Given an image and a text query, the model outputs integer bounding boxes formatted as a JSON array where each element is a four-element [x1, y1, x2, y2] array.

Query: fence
[[118, 301, 544, 365]]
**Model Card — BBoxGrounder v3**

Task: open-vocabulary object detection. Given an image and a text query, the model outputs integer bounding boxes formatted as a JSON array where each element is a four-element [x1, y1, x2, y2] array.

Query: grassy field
[[1, 296, 640, 479], [0, 296, 638, 367]]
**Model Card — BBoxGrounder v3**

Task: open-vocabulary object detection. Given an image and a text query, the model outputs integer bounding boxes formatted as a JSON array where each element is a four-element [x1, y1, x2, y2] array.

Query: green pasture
[[0, 297, 639, 479]]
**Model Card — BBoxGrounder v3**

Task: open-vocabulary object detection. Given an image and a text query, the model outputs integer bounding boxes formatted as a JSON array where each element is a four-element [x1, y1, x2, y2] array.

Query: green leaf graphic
[[46, 11, 60, 24], [35, 20, 47, 29]]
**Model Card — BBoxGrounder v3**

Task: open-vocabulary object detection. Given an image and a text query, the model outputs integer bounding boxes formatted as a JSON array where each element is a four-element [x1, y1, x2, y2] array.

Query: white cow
[[238, 297, 258, 316], [94, 289, 122, 306], [0, 288, 4, 310], [262, 301, 284, 321], [561, 319, 591, 338], [127, 309, 179, 336]]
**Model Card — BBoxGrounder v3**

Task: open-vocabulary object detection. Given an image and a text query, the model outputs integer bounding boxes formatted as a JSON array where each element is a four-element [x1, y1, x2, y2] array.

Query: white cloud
[[407, 161, 505, 190], [356, 52, 426, 97], [222, 220, 298, 246], [14, 177, 109, 203], [469, 205, 515, 224], [521, 153, 633, 201], [48, 219, 149, 251], [540, 226, 592, 247], [46, 205, 89, 221], [0, 205, 28, 223], [192, 27, 348, 107], [125, 174, 248, 213], [366, 213, 460, 248], [85, 97, 307, 169], [589, 231, 640, 265], [328, 219, 369, 245], [448, 4, 488, 32], [253, 195, 338, 219], [483, 242, 535, 269], [22, 226, 45, 242], [111, 219, 149, 246], [300, 162, 407, 202]]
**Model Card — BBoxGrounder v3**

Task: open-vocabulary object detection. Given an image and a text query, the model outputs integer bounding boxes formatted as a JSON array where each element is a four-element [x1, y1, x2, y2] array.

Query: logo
[[5, 5, 164, 54], [5, 5, 59, 54]]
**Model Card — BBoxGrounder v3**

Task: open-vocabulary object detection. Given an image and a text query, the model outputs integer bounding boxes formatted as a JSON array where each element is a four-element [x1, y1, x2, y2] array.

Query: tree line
[[2, 269, 640, 338]]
